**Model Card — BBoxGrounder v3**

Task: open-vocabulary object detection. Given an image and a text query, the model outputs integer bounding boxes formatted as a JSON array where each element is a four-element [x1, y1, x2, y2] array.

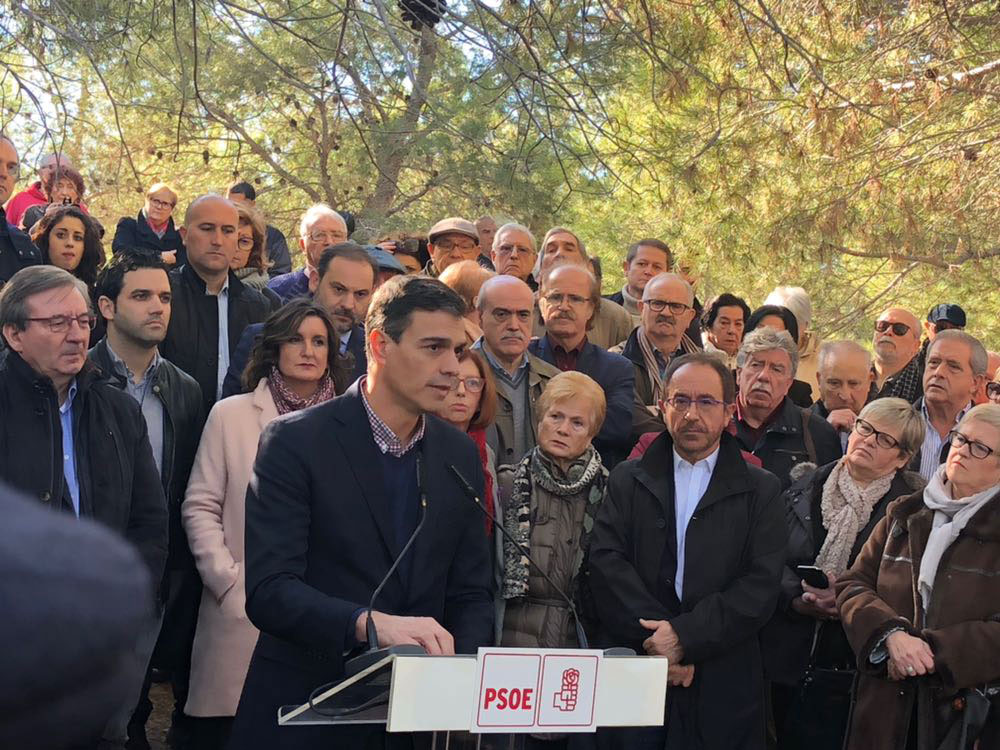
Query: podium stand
[[278, 650, 668, 745]]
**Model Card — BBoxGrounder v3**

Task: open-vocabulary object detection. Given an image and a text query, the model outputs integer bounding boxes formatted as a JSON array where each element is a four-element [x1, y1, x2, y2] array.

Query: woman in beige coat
[[181, 299, 349, 748]]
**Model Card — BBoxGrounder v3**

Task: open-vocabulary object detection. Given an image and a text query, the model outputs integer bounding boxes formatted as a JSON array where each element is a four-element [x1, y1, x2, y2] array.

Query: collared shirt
[[730, 398, 784, 450], [672, 446, 719, 600], [475, 338, 529, 389], [548, 334, 587, 372], [59, 380, 81, 517], [212, 280, 230, 401], [360, 376, 425, 457], [339, 329, 352, 356], [918, 398, 970, 481], [106, 343, 165, 476]]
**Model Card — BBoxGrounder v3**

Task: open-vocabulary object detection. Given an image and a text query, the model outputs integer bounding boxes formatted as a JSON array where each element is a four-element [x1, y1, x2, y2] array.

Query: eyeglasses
[[148, 198, 175, 209], [434, 239, 478, 253], [987, 382, 1000, 399], [489, 307, 533, 323], [663, 395, 726, 412], [237, 237, 254, 249], [543, 292, 592, 307], [26, 314, 97, 333], [450, 376, 484, 393], [948, 430, 996, 460], [307, 231, 347, 244], [875, 320, 911, 336], [854, 418, 899, 449], [644, 299, 691, 315], [495, 243, 534, 258]]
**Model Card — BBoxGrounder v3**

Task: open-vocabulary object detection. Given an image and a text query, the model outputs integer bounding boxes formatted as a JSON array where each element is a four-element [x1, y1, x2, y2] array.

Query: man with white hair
[[765, 285, 820, 401], [812, 340, 877, 450], [490, 222, 538, 289], [266, 203, 349, 302], [531, 226, 633, 349], [730, 327, 842, 489]]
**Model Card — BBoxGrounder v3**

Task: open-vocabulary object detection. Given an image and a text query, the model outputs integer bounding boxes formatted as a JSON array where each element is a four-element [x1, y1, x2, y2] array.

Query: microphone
[[344, 454, 429, 677], [447, 463, 591, 650]]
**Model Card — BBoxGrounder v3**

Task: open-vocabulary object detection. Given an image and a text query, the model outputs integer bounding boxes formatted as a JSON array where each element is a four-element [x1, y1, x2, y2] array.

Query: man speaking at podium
[[228, 276, 494, 749]]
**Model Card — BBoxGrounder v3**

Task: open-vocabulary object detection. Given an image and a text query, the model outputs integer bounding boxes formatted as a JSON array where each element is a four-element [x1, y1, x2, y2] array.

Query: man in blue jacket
[[229, 275, 493, 749], [529, 262, 636, 467]]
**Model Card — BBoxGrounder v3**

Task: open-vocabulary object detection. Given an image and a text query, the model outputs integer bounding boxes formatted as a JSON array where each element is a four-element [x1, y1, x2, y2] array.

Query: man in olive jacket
[[589, 352, 785, 750]]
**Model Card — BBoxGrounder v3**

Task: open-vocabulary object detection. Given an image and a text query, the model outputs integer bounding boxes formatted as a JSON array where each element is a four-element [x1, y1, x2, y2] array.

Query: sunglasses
[[875, 320, 911, 336]]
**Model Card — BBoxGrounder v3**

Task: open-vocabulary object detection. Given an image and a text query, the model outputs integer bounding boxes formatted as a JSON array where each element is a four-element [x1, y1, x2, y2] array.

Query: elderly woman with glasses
[[112, 182, 186, 266], [837, 403, 1000, 750], [763, 398, 926, 749]]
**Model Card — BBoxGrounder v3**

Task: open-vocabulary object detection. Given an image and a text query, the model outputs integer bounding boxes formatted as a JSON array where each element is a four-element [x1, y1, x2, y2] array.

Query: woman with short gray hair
[[763, 397, 926, 749], [837, 403, 1000, 750]]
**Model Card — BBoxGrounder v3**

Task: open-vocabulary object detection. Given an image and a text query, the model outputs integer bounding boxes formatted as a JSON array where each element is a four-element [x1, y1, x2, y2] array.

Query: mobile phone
[[795, 565, 830, 589]]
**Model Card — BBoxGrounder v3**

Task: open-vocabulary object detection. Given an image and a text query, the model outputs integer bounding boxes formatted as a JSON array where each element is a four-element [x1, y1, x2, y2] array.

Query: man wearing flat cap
[[918, 302, 967, 373], [422, 217, 480, 277]]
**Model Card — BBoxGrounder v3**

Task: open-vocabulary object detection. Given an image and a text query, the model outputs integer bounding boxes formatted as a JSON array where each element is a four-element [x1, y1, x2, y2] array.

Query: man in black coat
[[222, 242, 374, 396], [0, 136, 41, 285], [730, 327, 842, 489], [589, 352, 785, 750], [228, 275, 494, 750], [0, 265, 168, 747], [159, 194, 273, 414], [90, 252, 207, 748]]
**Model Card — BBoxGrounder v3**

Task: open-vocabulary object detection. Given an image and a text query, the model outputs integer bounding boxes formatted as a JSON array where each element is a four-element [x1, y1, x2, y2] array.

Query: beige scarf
[[815, 459, 894, 575], [636, 327, 698, 405]]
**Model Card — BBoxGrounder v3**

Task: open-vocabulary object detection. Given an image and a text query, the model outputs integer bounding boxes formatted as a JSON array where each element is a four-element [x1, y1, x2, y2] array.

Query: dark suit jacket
[[528, 335, 635, 467], [265, 224, 293, 276], [222, 323, 367, 398], [112, 211, 187, 266], [230, 382, 494, 749]]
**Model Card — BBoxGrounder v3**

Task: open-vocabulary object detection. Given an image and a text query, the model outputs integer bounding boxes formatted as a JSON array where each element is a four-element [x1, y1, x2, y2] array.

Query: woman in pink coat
[[181, 299, 349, 748]]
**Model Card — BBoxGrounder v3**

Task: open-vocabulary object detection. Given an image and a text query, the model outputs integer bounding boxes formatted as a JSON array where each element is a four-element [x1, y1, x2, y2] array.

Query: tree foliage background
[[2, 0, 998, 347]]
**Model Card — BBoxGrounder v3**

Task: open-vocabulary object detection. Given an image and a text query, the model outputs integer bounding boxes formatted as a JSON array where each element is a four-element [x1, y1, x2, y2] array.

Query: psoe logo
[[552, 668, 580, 711]]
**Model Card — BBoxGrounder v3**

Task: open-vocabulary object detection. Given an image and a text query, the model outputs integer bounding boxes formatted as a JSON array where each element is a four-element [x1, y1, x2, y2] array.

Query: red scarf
[[267, 367, 336, 415], [468, 427, 495, 536]]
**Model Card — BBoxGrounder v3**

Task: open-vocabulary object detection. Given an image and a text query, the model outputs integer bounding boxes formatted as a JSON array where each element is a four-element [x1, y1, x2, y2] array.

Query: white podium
[[278, 649, 668, 743]]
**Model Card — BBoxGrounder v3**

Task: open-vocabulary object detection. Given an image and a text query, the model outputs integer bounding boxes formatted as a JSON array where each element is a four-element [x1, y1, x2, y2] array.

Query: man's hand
[[639, 618, 684, 662], [356, 611, 456, 655], [827, 408, 857, 434], [886, 631, 934, 680], [161, 250, 177, 266], [667, 663, 695, 688], [790, 574, 839, 620]]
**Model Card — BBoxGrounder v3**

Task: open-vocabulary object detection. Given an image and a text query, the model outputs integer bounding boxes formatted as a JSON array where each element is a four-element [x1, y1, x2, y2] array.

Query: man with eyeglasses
[[872, 307, 924, 403], [911, 329, 988, 481], [161, 194, 273, 414], [490, 222, 539, 289], [267, 203, 350, 302], [0, 136, 41, 285], [730, 327, 842, 489], [0, 265, 168, 747], [528, 262, 635, 467], [589, 351, 785, 749], [472, 274, 560, 466], [421, 216, 481, 277], [612, 273, 700, 435]]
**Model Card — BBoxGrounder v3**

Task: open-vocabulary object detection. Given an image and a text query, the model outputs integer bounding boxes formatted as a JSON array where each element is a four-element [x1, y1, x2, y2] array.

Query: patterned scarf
[[815, 458, 894, 575], [266, 366, 336, 415], [502, 445, 607, 599], [636, 326, 699, 405]]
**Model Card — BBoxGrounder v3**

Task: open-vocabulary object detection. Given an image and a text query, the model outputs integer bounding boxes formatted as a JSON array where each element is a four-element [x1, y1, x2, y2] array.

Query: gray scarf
[[815, 459, 895, 576], [918, 465, 998, 611]]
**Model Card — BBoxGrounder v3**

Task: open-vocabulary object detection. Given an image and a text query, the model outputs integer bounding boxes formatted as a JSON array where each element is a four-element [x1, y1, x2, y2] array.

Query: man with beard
[[0, 265, 167, 747], [229, 275, 493, 750], [812, 340, 876, 450], [729, 327, 842, 489], [223, 242, 377, 396], [90, 252, 206, 749], [528, 262, 634, 467], [912, 329, 987, 480], [472, 274, 560, 466], [589, 352, 785, 749], [872, 307, 923, 403], [612, 273, 700, 435]]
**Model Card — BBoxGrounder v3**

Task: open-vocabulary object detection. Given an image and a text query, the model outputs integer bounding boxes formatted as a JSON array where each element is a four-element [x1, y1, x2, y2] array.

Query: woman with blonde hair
[[112, 181, 186, 265]]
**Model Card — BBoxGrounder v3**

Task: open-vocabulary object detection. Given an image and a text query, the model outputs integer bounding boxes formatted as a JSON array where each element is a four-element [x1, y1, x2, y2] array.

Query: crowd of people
[[1, 134, 999, 750]]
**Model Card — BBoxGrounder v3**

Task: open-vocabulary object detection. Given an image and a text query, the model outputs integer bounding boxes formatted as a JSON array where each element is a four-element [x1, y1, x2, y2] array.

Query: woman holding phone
[[762, 397, 925, 749]]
